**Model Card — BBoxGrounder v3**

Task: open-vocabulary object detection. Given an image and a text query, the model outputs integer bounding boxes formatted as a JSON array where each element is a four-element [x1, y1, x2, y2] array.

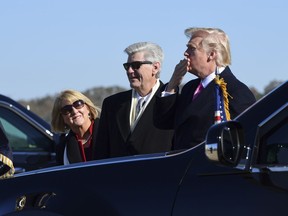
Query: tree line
[[18, 80, 285, 124]]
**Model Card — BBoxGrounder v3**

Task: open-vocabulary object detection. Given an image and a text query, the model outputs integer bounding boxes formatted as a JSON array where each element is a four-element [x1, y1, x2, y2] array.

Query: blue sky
[[1, 0, 287, 100]]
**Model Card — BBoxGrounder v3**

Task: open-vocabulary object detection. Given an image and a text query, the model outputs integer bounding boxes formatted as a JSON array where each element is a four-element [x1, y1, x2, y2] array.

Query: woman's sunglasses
[[61, 99, 85, 115]]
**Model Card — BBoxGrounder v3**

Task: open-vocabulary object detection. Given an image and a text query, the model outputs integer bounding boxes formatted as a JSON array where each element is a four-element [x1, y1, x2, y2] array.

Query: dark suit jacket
[[94, 82, 174, 159], [56, 118, 99, 165], [154, 67, 256, 150]]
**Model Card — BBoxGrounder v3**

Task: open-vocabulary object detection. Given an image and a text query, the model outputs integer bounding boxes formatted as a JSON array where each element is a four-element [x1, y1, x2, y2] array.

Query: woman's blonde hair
[[51, 89, 100, 132]]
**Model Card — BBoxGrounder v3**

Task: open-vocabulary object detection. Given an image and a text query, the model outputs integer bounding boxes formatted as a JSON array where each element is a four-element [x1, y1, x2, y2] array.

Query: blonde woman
[[51, 90, 100, 165]]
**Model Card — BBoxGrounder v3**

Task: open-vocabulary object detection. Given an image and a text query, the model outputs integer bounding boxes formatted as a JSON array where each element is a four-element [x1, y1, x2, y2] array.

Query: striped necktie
[[136, 97, 145, 117]]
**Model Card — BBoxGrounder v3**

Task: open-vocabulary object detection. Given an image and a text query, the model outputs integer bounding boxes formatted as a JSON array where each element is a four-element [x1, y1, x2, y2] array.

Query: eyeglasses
[[123, 61, 153, 71], [61, 99, 85, 115]]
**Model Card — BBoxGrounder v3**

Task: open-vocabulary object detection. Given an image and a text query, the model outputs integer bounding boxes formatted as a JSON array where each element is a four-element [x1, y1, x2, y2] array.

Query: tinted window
[[0, 107, 53, 152], [258, 116, 288, 165]]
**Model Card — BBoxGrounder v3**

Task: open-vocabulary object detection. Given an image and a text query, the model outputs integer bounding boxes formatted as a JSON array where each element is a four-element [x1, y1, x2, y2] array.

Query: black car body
[[0, 94, 59, 171], [0, 81, 288, 216]]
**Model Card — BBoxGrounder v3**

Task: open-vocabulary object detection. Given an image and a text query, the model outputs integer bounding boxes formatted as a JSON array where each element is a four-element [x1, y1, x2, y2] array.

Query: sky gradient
[[1, 0, 287, 100]]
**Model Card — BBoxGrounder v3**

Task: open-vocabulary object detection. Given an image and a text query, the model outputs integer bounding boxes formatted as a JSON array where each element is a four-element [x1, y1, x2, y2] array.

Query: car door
[[252, 102, 288, 192], [172, 120, 288, 216], [0, 106, 57, 171], [172, 103, 288, 215]]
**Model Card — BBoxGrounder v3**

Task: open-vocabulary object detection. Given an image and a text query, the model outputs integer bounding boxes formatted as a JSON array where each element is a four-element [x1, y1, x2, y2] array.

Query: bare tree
[[264, 80, 285, 95]]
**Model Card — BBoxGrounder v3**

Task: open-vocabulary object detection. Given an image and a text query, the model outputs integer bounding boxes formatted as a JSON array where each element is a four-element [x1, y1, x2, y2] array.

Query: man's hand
[[166, 59, 188, 93]]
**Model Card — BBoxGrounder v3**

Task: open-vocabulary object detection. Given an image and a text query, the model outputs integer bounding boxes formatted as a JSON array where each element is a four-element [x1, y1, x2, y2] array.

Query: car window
[[257, 116, 288, 165], [0, 107, 53, 152]]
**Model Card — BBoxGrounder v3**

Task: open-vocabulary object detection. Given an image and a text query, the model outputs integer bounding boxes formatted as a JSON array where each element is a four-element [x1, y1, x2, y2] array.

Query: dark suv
[[0, 94, 59, 171], [0, 82, 287, 216]]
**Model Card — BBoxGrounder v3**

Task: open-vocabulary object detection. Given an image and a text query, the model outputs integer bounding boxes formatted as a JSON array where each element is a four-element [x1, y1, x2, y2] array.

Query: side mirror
[[205, 121, 245, 167]]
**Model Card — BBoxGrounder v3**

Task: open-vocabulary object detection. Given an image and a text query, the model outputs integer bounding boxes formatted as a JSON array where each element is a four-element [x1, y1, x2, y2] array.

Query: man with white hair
[[95, 42, 174, 159], [154, 27, 256, 150]]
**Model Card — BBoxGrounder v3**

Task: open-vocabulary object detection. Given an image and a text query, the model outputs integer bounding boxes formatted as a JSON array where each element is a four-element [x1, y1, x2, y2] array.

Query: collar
[[201, 66, 225, 88], [75, 119, 94, 142], [130, 79, 160, 129], [134, 79, 160, 101]]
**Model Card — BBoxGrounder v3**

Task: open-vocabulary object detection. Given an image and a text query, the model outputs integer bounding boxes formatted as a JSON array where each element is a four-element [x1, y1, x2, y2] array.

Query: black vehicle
[[0, 81, 287, 216], [0, 94, 59, 171]]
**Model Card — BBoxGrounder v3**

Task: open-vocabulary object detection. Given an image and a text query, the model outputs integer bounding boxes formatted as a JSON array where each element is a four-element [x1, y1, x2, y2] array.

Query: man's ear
[[152, 62, 160, 74], [207, 51, 216, 61]]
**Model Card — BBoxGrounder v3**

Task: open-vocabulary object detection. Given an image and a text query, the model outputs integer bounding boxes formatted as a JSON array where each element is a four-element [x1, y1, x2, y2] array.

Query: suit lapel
[[116, 91, 132, 142], [176, 80, 215, 127], [128, 82, 163, 141], [175, 80, 198, 126], [66, 133, 83, 163], [131, 96, 154, 136]]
